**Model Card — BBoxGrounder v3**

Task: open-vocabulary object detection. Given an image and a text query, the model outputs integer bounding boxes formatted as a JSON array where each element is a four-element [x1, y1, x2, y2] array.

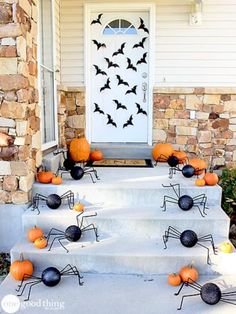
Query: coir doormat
[[87, 159, 153, 168]]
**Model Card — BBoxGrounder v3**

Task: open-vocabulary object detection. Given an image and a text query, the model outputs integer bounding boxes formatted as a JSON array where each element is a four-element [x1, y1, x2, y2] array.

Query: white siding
[[54, 0, 61, 83], [60, 0, 236, 87]]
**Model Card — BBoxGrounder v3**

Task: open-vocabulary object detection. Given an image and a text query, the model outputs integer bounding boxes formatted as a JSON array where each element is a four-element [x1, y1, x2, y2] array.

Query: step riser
[[32, 185, 222, 208]]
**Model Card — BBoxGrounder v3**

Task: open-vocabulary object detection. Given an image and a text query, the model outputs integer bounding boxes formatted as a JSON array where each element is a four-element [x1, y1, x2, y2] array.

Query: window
[[103, 19, 137, 35], [39, 0, 57, 149]]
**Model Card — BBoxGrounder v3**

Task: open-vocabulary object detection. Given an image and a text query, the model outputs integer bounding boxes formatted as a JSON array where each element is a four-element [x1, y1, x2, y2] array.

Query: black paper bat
[[113, 99, 127, 110], [125, 85, 137, 95], [126, 58, 137, 72], [92, 40, 106, 50], [91, 14, 103, 25], [107, 114, 117, 127], [133, 37, 148, 49], [116, 75, 129, 87], [138, 18, 149, 34], [136, 52, 147, 65], [123, 115, 134, 128], [93, 65, 107, 76], [112, 43, 126, 56], [104, 57, 120, 69], [136, 103, 147, 115], [94, 103, 105, 115], [100, 78, 111, 92]]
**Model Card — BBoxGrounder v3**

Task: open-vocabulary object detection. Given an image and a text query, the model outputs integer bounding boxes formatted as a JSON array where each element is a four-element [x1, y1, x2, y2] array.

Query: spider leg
[[84, 171, 96, 183], [17, 279, 42, 301], [193, 204, 205, 217], [46, 228, 64, 241], [16, 274, 40, 291], [84, 166, 100, 180], [163, 226, 181, 249], [220, 299, 236, 305], [196, 242, 211, 265], [193, 194, 208, 215], [61, 264, 84, 285], [60, 190, 75, 209], [177, 293, 200, 310], [162, 184, 181, 198], [48, 236, 68, 252], [198, 234, 217, 254], [32, 193, 47, 215], [58, 237, 70, 253], [169, 167, 179, 179], [79, 213, 98, 229], [82, 224, 99, 241], [160, 196, 178, 212]]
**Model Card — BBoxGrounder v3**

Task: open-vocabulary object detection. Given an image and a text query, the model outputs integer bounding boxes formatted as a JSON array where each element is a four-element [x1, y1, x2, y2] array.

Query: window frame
[[38, 0, 58, 151]]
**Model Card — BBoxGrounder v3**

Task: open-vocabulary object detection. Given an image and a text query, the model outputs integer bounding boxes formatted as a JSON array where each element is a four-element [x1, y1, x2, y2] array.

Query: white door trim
[[84, 2, 155, 145]]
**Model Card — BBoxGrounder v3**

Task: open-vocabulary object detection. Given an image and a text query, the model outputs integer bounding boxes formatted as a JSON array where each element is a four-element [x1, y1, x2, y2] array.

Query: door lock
[[142, 82, 147, 103]]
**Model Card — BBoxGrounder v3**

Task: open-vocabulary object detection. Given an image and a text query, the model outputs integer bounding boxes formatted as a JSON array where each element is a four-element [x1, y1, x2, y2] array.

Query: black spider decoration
[[32, 191, 74, 215], [16, 264, 83, 301], [53, 149, 75, 171], [161, 183, 208, 217], [163, 226, 217, 265], [175, 279, 236, 310], [46, 212, 99, 253], [169, 162, 206, 179], [154, 154, 181, 168]]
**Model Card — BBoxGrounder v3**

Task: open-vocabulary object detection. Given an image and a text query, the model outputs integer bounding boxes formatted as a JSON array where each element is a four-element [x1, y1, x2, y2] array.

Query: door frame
[[84, 2, 156, 145]]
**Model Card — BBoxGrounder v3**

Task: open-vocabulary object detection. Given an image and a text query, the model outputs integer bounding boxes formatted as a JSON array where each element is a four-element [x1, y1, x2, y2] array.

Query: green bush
[[219, 168, 236, 217], [0, 253, 10, 276]]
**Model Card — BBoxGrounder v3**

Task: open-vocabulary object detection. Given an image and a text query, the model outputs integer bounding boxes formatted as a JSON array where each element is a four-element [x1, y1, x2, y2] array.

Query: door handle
[[142, 82, 147, 103]]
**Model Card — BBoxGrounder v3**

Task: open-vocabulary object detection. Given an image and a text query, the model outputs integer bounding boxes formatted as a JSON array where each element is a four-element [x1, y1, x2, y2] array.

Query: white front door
[[88, 11, 151, 143]]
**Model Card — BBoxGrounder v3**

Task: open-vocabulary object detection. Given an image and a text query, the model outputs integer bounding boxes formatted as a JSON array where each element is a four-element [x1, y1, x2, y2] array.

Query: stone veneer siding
[[59, 87, 236, 168], [0, 0, 40, 204]]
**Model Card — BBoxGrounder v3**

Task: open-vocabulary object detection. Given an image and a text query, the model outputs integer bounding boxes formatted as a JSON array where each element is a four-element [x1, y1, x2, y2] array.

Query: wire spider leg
[[32, 193, 47, 215], [61, 264, 84, 285], [177, 293, 200, 310], [193, 204, 205, 217], [169, 167, 179, 179], [163, 226, 181, 249], [58, 237, 69, 253], [82, 224, 99, 241], [60, 264, 83, 279], [198, 235, 217, 254], [161, 196, 178, 212], [193, 194, 208, 215], [16, 274, 40, 291], [17, 279, 42, 301], [196, 242, 211, 265], [46, 228, 64, 241], [79, 213, 98, 229], [60, 190, 74, 208], [48, 236, 67, 252], [85, 166, 100, 180], [85, 171, 96, 183]]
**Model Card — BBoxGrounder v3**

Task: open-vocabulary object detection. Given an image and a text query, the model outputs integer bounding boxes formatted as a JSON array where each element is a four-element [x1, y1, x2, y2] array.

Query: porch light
[[189, 0, 203, 26]]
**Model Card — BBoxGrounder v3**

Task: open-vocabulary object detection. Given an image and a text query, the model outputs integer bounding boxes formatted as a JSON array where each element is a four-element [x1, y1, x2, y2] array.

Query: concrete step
[[22, 205, 230, 239], [10, 236, 236, 275], [1, 273, 236, 314], [32, 167, 222, 208]]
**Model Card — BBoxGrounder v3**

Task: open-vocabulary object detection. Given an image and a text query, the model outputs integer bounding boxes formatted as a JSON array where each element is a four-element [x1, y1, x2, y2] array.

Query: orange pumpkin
[[34, 237, 47, 249], [189, 159, 207, 175], [179, 265, 199, 283], [27, 226, 44, 243], [37, 171, 54, 184], [10, 256, 34, 281], [204, 172, 219, 186], [51, 176, 63, 185], [195, 178, 206, 187], [69, 137, 90, 162], [73, 203, 85, 212], [168, 273, 182, 286], [152, 143, 174, 162], [172, 150, 188, 164], [90, 149, 103, 161]]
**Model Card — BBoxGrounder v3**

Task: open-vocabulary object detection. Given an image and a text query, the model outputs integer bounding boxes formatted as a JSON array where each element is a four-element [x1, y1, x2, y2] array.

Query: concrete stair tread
[[1, 273, 236, 314]]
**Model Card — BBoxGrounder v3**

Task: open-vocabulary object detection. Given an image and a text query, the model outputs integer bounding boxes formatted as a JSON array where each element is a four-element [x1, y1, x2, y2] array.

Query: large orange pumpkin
[[37, 171, 54, 184], [69, 138, 90, 162], [189, 159, 207, 175], [10, 256, 34, 281], [152, 143, 174, 162], [204, 172, 219, 186], [179, 265, 199, 283], [168, 273, 182, 286], [172, 150, 188, 164], [90, 149, 103, 161], [27, 226, 44, 243]]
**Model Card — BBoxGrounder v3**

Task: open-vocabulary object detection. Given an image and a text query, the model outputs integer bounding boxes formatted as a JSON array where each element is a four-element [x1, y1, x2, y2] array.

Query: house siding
[[60, 0, 236, 87]]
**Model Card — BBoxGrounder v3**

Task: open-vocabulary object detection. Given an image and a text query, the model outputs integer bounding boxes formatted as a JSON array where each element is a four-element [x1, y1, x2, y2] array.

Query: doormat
[[87, 159, 153, 168]]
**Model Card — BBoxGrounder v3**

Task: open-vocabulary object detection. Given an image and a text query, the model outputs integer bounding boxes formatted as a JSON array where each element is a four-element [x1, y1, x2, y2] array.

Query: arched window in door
[[103, 19, 137, 35]]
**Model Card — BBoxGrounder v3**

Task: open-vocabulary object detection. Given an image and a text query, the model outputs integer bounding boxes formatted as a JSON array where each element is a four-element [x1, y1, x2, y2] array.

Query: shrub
[[219, 168, 236, 217]]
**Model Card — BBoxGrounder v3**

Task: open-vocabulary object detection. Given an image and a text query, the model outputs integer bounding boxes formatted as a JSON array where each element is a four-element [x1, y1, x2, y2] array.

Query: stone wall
[[0, 0, 40, 204]]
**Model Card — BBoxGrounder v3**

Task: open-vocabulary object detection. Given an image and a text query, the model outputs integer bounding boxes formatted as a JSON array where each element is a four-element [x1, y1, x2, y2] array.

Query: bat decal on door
[[136, 103, 147, 115], [138, 18, 149, 34], [93, 65, 107, 76], [136, 52, 147, 65], [112, 43, 126, 57], [125, 85, 137, 95], [91, 14, 103, 25], [116, 75, 129, 87], [133, 37, 147, 49], [123, 115, 134, 128], [94, 103, 105, 115], [107, 114, 117, 127], [92, 40, 106, 50], [104, 58, 120, 69], [100, 78, 111, 92], [113, 100, 127, 110], [126, 58, 137, 72]]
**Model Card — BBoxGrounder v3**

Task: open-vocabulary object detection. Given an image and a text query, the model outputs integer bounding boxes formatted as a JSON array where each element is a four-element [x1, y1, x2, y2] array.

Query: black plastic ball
[[201, 283, 221, 305], [70, 166, 84, 180], [65, 225, 82, 242], [180, 230, 198, 247], [42, 267, 61, 287], [178, 195, 194, 211], [46, 194, 62, 209], [167, 156, 179, 167], [182, 165, 195, 178], [63, 158, 75, 171]]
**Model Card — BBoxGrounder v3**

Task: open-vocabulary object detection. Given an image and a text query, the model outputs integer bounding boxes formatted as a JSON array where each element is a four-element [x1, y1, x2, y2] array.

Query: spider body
[[16, 264, 83, 301], [161, 183, 208, 217], [169, 164, 196, 179], [70, 166, 84, 180], [175, 279, 236, 310], [167, 155, 179, 167], [163, 226, 216, 264], [46, 212, 99, 253], [32, 190, 74, 215]]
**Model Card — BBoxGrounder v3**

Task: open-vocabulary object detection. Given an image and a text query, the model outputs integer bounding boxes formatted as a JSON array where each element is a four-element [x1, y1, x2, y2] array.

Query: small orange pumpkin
[[10, 255, 34, 281], [204, 172, 219, 186], [69, 137, 90, 162], [168, 273, 182, 286], [152, 143, 174, 162], [90, 149, 103, 161], [172, 150, 188, 164], [189, 159, 207, 175], [37, 171, 54, 184], [195, 178, 206, 187], [51, 176, 63, 185], [27, 226, 44, 243], [34, 237, 47, 249], [73, 203, 85, 212], [179, 265, 199, 283]]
